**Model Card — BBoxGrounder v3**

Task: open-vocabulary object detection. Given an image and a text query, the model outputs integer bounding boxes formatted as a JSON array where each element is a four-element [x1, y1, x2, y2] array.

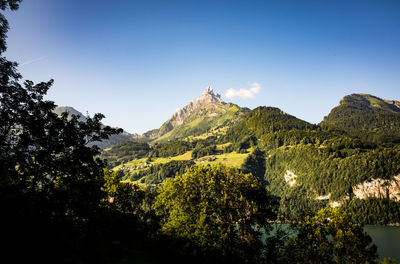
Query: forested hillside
[[321, 93, 400, 144], [103, 93, 400, 225]]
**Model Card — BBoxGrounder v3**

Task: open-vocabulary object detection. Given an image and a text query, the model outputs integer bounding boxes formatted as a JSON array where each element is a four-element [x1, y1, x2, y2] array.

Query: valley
[[3, 1, 400, 262], [58, 88, 400, 225]]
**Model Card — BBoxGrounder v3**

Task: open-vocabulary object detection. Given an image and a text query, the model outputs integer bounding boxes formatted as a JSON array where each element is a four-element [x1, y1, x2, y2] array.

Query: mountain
[[321, 94, 400, 142], [225, 106, 317, 143], [53, 106, 137, 149], [143, 87, 249, 142], [53, 106, 87, 121], [100, 90, 400, 224]]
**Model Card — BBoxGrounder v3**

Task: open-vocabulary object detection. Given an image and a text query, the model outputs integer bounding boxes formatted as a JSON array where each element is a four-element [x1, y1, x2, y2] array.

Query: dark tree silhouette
[[0, 1, 123, 262]]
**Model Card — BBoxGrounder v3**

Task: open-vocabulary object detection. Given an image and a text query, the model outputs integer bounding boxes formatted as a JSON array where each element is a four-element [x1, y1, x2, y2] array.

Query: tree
[[280, 208, 378, 264], [0, 0, 122, 215], [103, 168, 147, 215], [241, 147, 266, 185], [154, 164, 278, 263], [0, 2, 122, 262]]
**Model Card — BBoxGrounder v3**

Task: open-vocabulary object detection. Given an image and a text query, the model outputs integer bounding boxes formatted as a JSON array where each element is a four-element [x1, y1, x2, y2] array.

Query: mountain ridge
[[53, 106, 138, 149], [143, 87, 249, 141], [321, 93, 400, 143], [99, 90, 400, 224]]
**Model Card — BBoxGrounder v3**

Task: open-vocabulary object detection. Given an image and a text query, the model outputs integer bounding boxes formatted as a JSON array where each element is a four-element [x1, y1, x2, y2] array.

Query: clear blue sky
[[4, 0, 400, 134]]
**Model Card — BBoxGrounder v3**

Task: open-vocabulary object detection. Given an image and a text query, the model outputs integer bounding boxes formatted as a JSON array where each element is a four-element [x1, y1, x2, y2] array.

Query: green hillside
[[321, 94, 400, 143], [263, 140, 400, 222], [100, 93, 400, 224], [153, 103, 249, 142], [225, 106, 317, 142]]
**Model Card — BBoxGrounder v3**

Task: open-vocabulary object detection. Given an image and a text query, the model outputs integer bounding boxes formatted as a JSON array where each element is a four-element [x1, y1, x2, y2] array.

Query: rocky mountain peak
[[146, 87, 226, 137], [170, 87, 224, 126], [202, 86, 218, 96], [193, 86, 223, 105]]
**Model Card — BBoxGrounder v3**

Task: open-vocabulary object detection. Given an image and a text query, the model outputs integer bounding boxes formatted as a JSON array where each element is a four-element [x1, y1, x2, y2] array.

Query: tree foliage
[[321, 94, 400, 144], [126, 159, 195, 184], [280, 208, 378, 264], [264, 142, 400, 221], [0, 2, 126, 262], [154, 164, 278, 262], [225, 106, 317, 144], [241, 148, 266, 184], [341, 198, 400, 225], [102, 141, 150, 167]]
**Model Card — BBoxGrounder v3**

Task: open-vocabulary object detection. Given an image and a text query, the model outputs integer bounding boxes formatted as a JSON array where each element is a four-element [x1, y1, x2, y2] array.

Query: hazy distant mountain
[[143, 87, 249, 142], [321, 93, 400, 142], [53, 106, 87, 121], [53, 106, 138, 149]]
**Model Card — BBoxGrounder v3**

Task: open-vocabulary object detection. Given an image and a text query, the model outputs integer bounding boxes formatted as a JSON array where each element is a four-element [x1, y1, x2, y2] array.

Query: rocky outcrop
[[166, 86, 223, 127], [316, 193, 331, 200], [145, 86, 225, 138], [352, 175, 400, 201], [316, 176, 400, 208], [284, 170, 297, 187]]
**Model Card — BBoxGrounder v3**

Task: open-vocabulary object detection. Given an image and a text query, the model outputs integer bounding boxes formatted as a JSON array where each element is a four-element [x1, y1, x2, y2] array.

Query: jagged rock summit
[[142, 86, 248, 141], [171, 86, 224, 126]]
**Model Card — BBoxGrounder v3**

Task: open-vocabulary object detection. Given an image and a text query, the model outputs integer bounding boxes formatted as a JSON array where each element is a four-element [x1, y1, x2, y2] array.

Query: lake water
[[364, 226, 400, 262], [265, 225, 400, 262]]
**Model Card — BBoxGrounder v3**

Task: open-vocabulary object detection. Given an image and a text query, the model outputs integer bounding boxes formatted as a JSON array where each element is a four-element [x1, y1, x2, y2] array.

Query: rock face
[[167, 86, 223, 126], [314, 175, 400, 208], [353, 175, 400, 201], [316, 193, 331, 200], [284, 170, 297, 187], [145, 86, 225, 138]]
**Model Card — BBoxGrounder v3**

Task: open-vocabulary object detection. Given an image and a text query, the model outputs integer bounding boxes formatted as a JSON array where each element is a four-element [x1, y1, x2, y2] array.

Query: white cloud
[[225, 82, 261, 99]]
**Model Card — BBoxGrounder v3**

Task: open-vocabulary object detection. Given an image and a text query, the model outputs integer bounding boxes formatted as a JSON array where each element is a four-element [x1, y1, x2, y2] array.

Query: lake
[[265, 225, 400, 262], [364, 226, 400, 262]]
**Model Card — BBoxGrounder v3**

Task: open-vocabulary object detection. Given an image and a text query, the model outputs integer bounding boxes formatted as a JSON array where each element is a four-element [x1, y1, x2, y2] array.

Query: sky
[[4, 0, 400, 134]]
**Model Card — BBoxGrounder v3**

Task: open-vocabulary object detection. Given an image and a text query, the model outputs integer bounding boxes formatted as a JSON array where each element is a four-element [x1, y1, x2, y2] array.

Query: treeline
[[103, 136, 227, 167], [102, 140, 193, 167], [322, 112, 400, 145], [264, 143, 400, 199], [100, 102, 400, 225], [224, 106, 317, 144], [149, 141, 193, 158], [109, 165, 381, 264], [102, 141, 151, 167], [321, 94, 400, 144], [124, 160, 195, 184], [342, 198, 400, 225]]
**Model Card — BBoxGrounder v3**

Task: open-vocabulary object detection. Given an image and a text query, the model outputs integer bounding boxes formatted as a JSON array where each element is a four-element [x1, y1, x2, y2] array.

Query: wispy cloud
[[19, 56, 48, 66], [225, 82, 261, 99]]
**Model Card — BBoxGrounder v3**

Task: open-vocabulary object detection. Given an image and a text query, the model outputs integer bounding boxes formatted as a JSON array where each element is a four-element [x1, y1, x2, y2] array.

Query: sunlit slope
[[154, 103, 249, 142], [321, 94, 400, 142], [225, 106, 317, 143]]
